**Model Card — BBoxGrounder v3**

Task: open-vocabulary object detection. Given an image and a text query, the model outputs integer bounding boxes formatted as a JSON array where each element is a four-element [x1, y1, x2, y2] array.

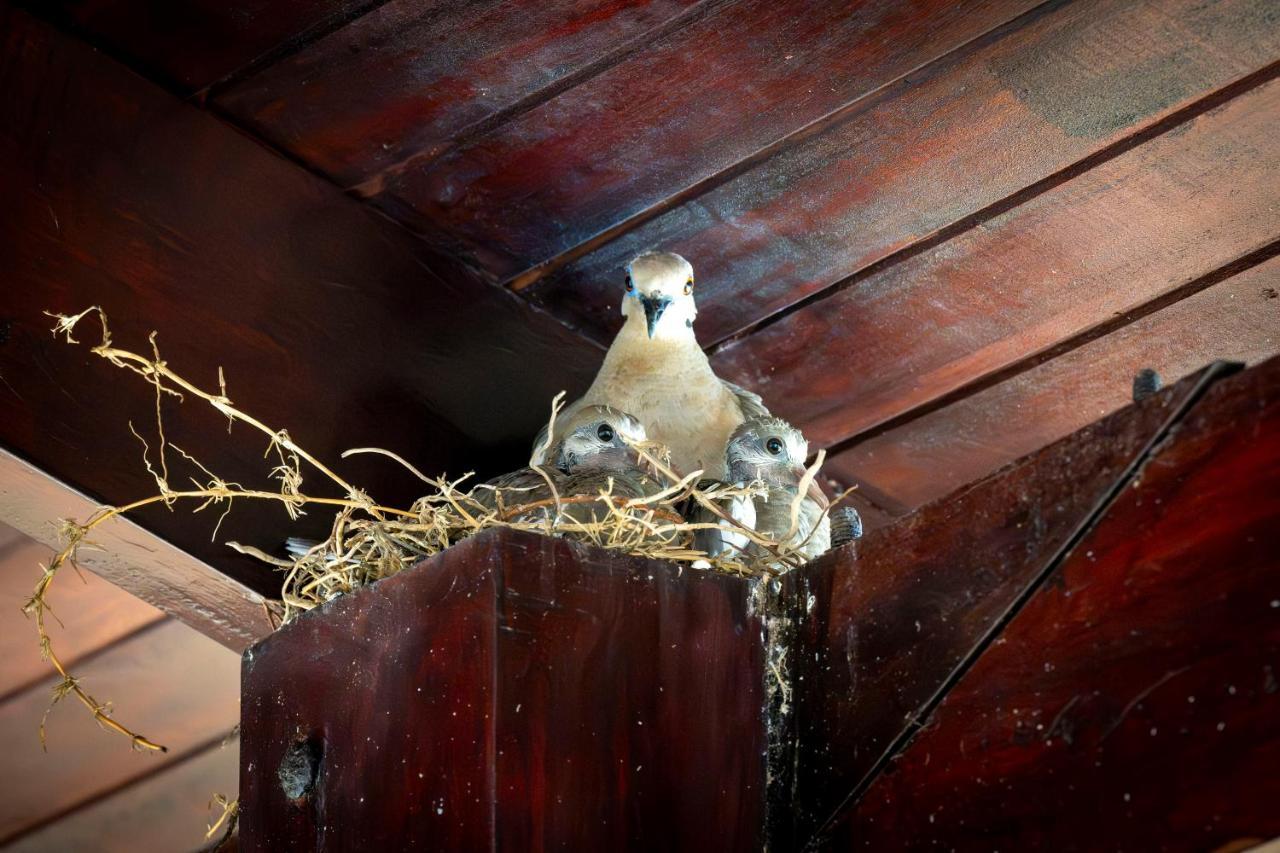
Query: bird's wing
[[721, 379, 771, 419], [684, 479, 756, 558]]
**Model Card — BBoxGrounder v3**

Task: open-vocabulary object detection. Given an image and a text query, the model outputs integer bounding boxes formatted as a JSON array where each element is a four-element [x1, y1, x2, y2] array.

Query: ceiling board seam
[[0, 727, 239, 848], [198, 0, 399, 105], [501, 0, 1062, 293], [708, 57, 1280, 356], [0, 615, 171, 708], [815, 236, 1280, 463], [346, 0, 747, 197], [802, 359, 1242, 849]]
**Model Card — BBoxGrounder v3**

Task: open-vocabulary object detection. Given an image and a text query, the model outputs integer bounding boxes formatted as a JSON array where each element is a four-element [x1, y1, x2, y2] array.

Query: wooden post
[[239, 531, 785, 850]]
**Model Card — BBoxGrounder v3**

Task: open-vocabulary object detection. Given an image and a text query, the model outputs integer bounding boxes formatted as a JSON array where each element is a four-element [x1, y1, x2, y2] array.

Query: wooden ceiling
[[2, 1, 1278, 603]]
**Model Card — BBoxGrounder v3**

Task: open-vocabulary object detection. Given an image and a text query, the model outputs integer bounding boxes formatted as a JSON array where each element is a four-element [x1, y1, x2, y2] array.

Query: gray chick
[[555, 407, 669, 527], [726, 416, 830, 561]]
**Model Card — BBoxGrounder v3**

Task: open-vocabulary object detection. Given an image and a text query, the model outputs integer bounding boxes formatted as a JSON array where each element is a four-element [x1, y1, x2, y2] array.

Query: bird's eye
[[766, 437, 785, 456], [684, 278, 694, 295], [625, 274, 634, 292], [597, 424, 615, 442]]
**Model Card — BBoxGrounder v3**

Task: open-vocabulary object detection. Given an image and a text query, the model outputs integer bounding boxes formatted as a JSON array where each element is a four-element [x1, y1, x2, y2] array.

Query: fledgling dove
[[472, 405, 646, 521], [684, 479, 757, 560], [726, 416, 830, 561], [553, 407, 671, 528], [534, 251, 769, 480]]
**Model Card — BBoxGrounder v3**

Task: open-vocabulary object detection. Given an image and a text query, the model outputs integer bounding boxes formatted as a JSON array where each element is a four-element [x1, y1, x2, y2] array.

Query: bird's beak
[[793, 464, 830, 510], [640, 295, 671, 338]]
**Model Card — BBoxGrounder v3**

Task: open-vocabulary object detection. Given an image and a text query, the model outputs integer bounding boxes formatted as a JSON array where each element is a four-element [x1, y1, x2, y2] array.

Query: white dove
[[536, 251, 769, 480]]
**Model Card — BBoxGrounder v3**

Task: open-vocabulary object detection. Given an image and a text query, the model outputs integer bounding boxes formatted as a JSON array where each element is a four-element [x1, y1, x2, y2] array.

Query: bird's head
[[620, 251, 697, 339], [726, 417, 826, 505], [555, 405, 647, 474]]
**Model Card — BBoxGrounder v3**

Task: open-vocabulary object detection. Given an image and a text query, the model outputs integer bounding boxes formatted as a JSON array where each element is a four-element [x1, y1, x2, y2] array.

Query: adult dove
[[535, 251, 768, 480]]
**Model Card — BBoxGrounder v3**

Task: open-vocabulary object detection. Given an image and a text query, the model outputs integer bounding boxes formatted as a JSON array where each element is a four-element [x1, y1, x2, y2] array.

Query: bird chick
[[554, 406, 669, 528], [727, 416, 830, 562], [534, 251, 769, 480]]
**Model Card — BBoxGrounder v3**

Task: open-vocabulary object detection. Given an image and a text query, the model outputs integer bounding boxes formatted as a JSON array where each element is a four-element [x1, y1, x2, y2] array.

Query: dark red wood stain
[[822, 356, 1280, 851], [34, 0, 358, 92], [712, 73, 1280, 450], [373, 0, 1043, 278], [781, 367, 1210, 846], [824, 256, 1280, 519], [0, 8, 598, 595], [239, 530, 770, 851], [528, 0, 1280, 347], [216, 0, 708, 187]]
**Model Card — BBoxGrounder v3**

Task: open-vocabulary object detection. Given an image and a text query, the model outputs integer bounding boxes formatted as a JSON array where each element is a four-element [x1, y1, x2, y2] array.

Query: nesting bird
[[474, 405, 650, 522], [536, 252, 769, 480], [725, 416, 830, 561]]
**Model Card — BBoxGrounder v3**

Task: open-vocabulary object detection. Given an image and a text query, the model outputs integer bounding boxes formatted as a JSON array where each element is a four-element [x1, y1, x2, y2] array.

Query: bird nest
[[27, 307, 836, 758]]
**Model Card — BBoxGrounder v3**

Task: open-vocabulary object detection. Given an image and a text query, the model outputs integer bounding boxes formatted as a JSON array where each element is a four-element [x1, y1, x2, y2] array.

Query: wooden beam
[[778, 364, 1219, 845], [820, 354, 1280, 849], [0, 447, 273, 651]]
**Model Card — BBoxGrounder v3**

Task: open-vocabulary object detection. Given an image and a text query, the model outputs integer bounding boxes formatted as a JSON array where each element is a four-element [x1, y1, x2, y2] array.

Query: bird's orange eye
[[625, 274, 634, 292], [684, 279, 694, 295]]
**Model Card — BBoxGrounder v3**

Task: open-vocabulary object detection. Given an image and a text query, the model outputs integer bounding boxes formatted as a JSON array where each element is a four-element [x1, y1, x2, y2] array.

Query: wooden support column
[[239, 530, 783, 851]]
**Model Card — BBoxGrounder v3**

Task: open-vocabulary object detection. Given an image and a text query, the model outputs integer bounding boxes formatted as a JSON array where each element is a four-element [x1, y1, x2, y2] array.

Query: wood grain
[[239, 529, 771, 851], [529, 0, 1280, 346], [216, 0, 711, 187], [32, 0, 362, 92], [780, 367, 1209, 846], [824, 254, 1280, 521], [711, 73, 1280, 450], [372, 0, 1043, 278], [823, 355, 1280, 850], [0, 620, 240, 842], [3, 736, 239, 853], [0, 8, 599, 598]]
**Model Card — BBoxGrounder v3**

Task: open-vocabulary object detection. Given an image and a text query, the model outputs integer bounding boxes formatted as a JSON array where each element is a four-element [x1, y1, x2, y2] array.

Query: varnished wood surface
[[528, 0, 1280, 346], [369, 0, 1043, 278], [3, 736, 239, 853], [822, 355, 1280, 850], [712, 72, 1280, 450], [824, 255, 1280, 518], [31, 0, 361, 92], [240, 529, 770, 851], [0, 620, 239, 842], [781, 367, 1210, 846], [216, 0, 712, 187]]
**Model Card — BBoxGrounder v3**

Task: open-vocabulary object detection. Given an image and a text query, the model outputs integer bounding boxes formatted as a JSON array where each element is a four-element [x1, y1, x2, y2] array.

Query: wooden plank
[[0, 8, 599, 599], [0, 620, 240, 842], [240, 529, 772, 851], [216, 0, 711, 187], [0, 519, 165, 693], [822, 355, 1280, 850], [824, 254, 1280, 522], [0, 448, 273, 652], [3, 736, 239, 853], [711, 72, 1280, 451], [370, 0, 1042, 279], [529, 0, 1280, 346], [34, 0, 363, 92], [781, 367, 1210, 846]]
